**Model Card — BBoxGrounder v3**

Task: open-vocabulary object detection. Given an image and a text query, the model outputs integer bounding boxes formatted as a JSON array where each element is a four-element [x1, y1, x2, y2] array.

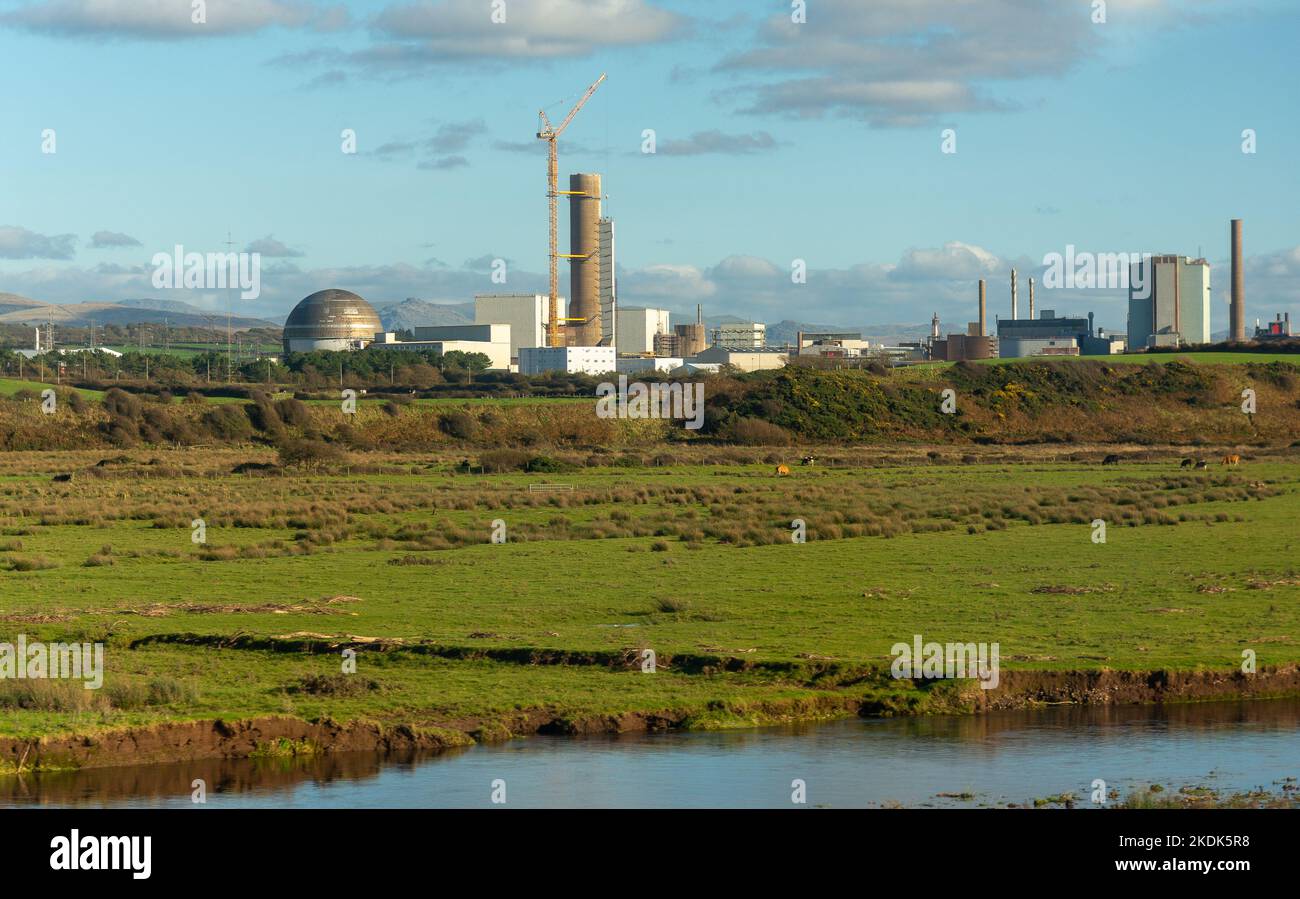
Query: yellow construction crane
[[537, 72, 606, 347]]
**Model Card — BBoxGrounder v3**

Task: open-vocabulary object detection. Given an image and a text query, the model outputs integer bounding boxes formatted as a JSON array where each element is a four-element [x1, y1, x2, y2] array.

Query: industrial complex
[[275, 76, 1282, 377]]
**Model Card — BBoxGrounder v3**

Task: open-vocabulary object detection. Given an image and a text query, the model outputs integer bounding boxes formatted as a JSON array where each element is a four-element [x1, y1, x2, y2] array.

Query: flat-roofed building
[[615, 307, 670, 354], [518, 345, 616, 376], [474, 293, 566, 363]]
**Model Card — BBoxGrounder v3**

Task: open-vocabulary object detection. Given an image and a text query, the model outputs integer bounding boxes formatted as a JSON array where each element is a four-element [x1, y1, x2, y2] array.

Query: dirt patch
[[969, 664, 1300, 711], [0, 717, 471, 773]]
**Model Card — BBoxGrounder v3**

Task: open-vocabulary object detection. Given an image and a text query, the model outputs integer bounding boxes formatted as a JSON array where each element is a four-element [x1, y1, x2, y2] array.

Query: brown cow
[[775, 464, 790, 477], [1222, 454, 1241, 467]]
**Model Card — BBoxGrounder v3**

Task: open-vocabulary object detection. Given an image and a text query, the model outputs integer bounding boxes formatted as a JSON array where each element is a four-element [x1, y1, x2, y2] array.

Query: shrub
[[727, 417, 793, 446], [202, 405, 254, 441], [103, 388, 142, 419], [295, 673, 378, 696], [479, 448, 532, 473], [0, 679, 104, 712], [8, 555, 59, 571], [277, 438, 345, 468], [525, 455, 574, 473], [275, 397, 311, 428], [439, 411, 478, 440]]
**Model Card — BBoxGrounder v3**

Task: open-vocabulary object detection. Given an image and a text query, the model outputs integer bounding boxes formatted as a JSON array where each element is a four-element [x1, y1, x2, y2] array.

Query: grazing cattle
[[800, 456, 815, 466], [1102, 454, 1120, 466], [1222, 454, 1241, 467], [1180, 458, 1194, 468], [775, 464, 791, 477], [1194, 460, 1208, 470], [52, 473, 73, 483]]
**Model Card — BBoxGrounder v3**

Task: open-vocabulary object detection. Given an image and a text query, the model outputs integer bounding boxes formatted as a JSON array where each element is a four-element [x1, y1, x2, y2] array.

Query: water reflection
[[6, 699, 1298, 808]]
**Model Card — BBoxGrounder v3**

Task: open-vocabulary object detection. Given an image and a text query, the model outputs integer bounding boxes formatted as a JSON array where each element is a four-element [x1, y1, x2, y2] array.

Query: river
[[6, 699, 1298, 808]]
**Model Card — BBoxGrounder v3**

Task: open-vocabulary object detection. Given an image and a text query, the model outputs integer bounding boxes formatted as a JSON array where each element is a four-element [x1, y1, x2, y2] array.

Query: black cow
[[52, 473, 73, 483], [1102, 454, 1120, 466], [1180, 458, 1194, 468], [801, 456, 816, 466]]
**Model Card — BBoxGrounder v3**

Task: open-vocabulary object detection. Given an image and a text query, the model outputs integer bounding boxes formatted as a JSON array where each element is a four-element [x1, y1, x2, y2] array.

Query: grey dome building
[[282, 289, 383, 353]]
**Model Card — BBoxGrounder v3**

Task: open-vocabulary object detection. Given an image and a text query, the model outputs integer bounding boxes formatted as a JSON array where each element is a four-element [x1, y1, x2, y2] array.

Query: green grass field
[[1, 447, 1297, 752], [0, 378, 106, 401]]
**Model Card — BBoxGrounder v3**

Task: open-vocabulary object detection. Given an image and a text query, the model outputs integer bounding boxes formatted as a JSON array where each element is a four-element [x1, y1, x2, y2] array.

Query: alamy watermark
[[1041, 245, 1152, 298], [596, 376, 704, 430], [151, 244, 261, 300], [0, 634, 103, 689], [890, 634, 999, 689]]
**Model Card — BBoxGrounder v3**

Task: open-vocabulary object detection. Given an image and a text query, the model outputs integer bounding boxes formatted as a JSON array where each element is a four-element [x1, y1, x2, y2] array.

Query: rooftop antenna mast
[[536, 73, 606, 347]]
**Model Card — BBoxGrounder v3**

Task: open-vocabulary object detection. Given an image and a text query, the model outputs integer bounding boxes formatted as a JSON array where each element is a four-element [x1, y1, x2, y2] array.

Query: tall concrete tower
[[568, 173, 602, 346], [1230, 218, 1245, 342], [1011, 269, 1018, 320], [978, 279, 987, 336], [1028, 277, 1035, 321]]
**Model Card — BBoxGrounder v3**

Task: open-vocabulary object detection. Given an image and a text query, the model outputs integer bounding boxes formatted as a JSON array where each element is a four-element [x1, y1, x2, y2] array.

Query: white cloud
[[361, 0, 685, 67], [0, 226, 77, 260], [0, 0, 347, 39]]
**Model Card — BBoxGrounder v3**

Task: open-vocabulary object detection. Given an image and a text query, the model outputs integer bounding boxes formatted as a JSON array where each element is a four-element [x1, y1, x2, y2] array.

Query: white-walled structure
[[474, 294, 566, 362], [615, 307, 670, 354], [371, 329, 510, 370], [518, 346, 616, 376]]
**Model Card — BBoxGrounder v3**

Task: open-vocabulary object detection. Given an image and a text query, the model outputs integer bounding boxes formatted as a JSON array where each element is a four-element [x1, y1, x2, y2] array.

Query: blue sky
[[1, 0, 1298, 334]]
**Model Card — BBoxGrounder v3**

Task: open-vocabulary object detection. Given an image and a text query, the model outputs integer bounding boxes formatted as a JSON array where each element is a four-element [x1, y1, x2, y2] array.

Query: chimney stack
[[1011, 269, 1018, 320], [1230, 219, 1245, 341], [1028, 277, 1035, 321], [978, 279, 987, 336]]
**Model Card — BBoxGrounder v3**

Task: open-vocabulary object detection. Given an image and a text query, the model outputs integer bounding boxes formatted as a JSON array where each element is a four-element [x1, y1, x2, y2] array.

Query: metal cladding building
[[282, 289, 383, 353]]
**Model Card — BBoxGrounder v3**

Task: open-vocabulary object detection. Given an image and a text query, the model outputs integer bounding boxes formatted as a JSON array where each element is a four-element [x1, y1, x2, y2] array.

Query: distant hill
[[0, 297, 275, 331], [116, 298, 217, 315], [0, 292, 43, 315], [376, 299, 475, 332], [765, 319, 859, 346]]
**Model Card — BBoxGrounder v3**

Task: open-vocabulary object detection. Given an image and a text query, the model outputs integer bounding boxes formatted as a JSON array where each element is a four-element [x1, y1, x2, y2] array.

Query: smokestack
[[1231, 219, 1245, 341], [1028, 277, 1035, 321], [568, 173, 603, 345], [34, 326, 40, 353], [931, 312, 940, 339], [978, 279, 986, 337], [1011, 269, 1018, 320]]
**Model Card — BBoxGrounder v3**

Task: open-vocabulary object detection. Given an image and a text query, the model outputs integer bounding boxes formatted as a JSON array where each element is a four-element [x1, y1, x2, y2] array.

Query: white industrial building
[[1127, 256, 1211, 348], [518, 345, 616, 376], [692, 345, 787, 371], [371, 325, 511, 370], [615, 306, 670, 355], [474, 294, 566, 364], [999, 336, 1080, 358]]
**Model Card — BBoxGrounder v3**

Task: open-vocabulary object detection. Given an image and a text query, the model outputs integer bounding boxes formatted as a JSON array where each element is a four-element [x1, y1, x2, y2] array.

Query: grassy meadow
[[1, 444, 1297, 752]]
